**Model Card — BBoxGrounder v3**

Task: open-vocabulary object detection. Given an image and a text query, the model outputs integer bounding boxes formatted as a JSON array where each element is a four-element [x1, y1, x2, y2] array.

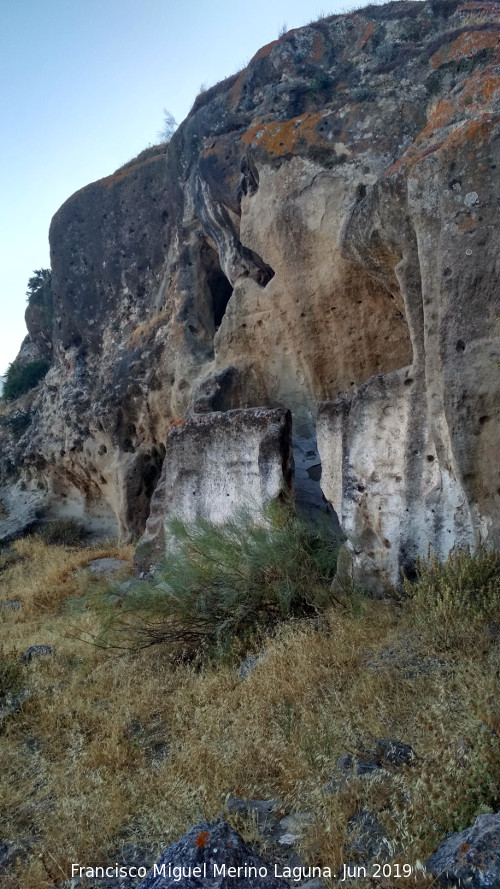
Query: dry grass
[[0, 538, 499, 888], [126, 311, 169, 349]]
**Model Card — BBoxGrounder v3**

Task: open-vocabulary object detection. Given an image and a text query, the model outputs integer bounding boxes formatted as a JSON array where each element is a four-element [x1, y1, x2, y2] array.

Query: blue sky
[[0, 0, 390, 377]]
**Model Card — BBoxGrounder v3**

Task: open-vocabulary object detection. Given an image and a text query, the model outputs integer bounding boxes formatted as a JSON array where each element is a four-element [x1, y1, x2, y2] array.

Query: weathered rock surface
[[426, 812, 500, 889], [136, 821, 289, 889], [86, 557, 130, 577], [225, 798, 282, 827], [135, 408, 293, 572], [0, 484, 47, 544], [2, 0, 499, 584], [323, 738, 415, 793], [346, 809, 393, 864]]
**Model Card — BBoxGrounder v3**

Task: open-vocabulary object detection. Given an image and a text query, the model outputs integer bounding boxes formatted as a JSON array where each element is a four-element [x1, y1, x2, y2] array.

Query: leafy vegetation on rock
[[403, 543, 500, 648], [26, 268, 53, 325], [2, 359, 50, 401]]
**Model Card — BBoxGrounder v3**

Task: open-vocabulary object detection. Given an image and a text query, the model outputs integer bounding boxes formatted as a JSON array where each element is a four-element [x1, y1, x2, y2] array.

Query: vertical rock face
[[317, 371, 476, 594], [135, 408, 293, 572], [5, 0, 500, 585]]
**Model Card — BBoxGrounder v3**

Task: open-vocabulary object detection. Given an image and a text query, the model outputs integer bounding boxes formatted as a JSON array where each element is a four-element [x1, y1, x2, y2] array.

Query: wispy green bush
[[403, 543, 500, 647], [3, 359, 50, 401], [91, 505, 340, 651]]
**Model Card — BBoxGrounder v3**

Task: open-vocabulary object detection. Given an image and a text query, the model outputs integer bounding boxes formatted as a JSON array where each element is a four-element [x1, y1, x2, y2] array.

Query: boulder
[[136, 820, 289, 889], [0, 599, 22, 611], [346, 809, 392, 863], [86, 557, 130, 577], [21, 644, 53, 662], [0, 485, 47, 544], [225, 798, 282, 828], [426, 812, 500, 889], [374, 738, 415, 767], [135, 408, 293, 571]]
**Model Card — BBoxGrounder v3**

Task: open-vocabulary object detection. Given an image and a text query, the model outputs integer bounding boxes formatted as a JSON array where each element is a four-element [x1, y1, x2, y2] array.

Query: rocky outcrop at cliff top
[[5, 0, 500, 588]]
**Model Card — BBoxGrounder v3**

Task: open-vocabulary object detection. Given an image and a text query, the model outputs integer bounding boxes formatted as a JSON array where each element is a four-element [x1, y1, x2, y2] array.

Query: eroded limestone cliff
[[3, 0, 500, 590]]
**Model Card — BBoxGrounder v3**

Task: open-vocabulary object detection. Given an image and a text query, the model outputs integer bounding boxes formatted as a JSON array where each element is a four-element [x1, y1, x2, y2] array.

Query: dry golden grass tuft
[[0, 537, 499, 889], [126, 311, 169, 349], [1, 535, 134, 621]]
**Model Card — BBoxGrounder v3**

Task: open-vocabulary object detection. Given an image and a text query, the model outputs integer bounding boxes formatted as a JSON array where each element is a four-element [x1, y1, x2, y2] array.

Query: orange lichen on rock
[[169, 418, 187, 433], [388, 113, 497, 175], [430, 28, 500, 69], [101, 154, 164, 189], [240, 111, 328, 158], [195, 831, 210, 849], [229, 68, 247, 108], [411, 65, 500, 140], [441, 113, 498, 155], [458, 216, 478, 231], [458, 1, 500, 20], [250, 40, 277, 63], [310, 32, 325, 62], [357, 21, 377, 50]]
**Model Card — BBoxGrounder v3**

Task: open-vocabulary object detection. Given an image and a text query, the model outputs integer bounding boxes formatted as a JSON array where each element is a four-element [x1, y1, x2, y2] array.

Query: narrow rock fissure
[[208, 266, 233, 328], [293, 432, 342, 536], [200, 241, 233, 331]]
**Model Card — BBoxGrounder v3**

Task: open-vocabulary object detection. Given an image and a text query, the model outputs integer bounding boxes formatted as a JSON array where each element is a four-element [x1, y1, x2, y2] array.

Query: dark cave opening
[[200, 242, 233, 331], [207, 266, 233, 328]]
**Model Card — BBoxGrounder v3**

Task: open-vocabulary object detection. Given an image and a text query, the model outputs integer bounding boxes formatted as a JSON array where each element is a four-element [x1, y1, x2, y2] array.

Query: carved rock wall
[[5, 0, 500, 586], [135, 408, 293, 572]]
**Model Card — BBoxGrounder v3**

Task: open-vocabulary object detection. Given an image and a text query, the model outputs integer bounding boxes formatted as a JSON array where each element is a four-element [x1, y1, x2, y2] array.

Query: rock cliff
[[3, 0, 500, 590]]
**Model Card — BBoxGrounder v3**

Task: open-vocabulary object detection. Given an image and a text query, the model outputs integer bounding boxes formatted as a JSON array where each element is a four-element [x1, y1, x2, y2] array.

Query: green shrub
[[3, 359, 50, 401], [36, 518, 87, 547], [26, 268, 53, 326], [92, 504, 339, 652], [413, 724, 500, 845], [403, 544, 500, 647]]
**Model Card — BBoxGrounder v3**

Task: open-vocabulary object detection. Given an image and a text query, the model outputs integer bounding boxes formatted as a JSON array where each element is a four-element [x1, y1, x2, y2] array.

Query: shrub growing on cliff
[[92, 505, 340, 652], [3, 358, 50, 400], [403, 543, 500, 647], [157, 108, 177, 143], [26, 267, 53, 325]]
